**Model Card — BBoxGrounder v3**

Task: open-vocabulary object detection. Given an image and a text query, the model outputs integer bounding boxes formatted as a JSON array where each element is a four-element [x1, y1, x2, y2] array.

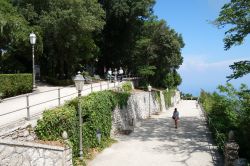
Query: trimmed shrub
[[121, 81, 133, 92], [35, 105, 78, 145], [35, 90, 130, 159], [0, 74, 32, 98]]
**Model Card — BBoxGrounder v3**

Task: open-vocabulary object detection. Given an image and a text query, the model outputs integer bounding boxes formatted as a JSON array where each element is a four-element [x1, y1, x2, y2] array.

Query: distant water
[[179, 75, 250, 97]]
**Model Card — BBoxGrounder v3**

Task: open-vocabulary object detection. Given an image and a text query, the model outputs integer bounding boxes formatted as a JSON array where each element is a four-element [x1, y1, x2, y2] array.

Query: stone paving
[[88, 100, 223, 166]]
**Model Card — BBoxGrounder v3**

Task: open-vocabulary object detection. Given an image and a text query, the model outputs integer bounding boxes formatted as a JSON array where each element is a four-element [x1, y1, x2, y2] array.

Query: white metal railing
[[0, 76, 139, 128]]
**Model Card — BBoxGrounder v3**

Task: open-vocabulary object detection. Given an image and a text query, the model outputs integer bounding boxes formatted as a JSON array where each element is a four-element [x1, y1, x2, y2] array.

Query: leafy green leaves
[[227, 60, 250, 80], [200, 83, 250, 157], [214, 0, 250, 80], [134, 19, 184, 88], [35, 90, 130, 158], [0, 74, 32, 98], [214, 0, 250, 50]]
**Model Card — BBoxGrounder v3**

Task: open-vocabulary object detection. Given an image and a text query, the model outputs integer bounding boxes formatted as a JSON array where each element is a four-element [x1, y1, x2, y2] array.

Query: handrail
[[199, 103, 225, 153], [0, 77, 140, 125], [1, 84, 75, 102]]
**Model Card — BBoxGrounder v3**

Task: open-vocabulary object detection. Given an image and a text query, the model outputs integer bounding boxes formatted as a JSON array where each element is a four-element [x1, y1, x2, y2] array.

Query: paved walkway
[[88, 100, 222, 166], [0, 81, 120, 129]]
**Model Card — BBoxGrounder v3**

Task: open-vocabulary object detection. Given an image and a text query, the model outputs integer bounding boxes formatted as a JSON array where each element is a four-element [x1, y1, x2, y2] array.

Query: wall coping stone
[[0, 139, 65, 151]]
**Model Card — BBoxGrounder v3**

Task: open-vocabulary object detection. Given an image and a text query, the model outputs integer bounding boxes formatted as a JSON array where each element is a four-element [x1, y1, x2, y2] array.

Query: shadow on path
[[117, 116, 223, 166]]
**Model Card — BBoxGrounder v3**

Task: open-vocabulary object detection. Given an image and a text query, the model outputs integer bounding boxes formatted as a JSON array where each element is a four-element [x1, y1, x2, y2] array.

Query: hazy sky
[[154, 0, 250, 96]]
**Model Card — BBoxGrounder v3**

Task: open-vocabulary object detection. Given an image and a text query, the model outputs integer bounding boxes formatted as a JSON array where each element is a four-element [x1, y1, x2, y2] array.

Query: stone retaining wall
[[111, 90, 168, 134], [0, 139, 72, 166], [0, 124, 37, 141]]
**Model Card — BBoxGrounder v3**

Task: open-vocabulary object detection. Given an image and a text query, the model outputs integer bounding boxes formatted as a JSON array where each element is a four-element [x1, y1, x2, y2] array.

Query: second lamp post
[[29, 32, 37, 89], [74, 71, 85, 160]]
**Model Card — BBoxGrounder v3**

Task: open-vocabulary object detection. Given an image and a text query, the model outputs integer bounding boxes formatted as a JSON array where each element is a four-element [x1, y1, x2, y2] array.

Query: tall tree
[[134, 19, 184, 88], [15, 0, 105, 78], [214, 0, 250, 80], [0, 0, 42, 73], [99, 0, 155, 72]]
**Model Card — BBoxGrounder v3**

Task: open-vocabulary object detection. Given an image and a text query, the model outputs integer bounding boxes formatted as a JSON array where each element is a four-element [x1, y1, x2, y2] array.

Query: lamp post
[[29, 32, 37, 89], [148, 84, 152, 117], [74, 71, 85, 160]]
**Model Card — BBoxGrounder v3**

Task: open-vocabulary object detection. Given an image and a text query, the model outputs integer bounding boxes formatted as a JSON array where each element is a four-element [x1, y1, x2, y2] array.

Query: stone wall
[[0, 124, 37, 141], [111, 90, 167, 134], [0, 139, 72, 166]]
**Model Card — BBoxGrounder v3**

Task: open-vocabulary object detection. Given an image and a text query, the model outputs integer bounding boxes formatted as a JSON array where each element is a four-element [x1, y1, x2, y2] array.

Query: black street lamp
[[29, 32, 37, 89], [74, 71, 85, 160]]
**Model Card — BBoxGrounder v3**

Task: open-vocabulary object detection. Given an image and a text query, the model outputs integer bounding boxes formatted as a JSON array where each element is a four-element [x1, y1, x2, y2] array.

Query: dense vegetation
[[200, 83, 250, 160], [0, 0, 184, 89], [35, 90, 130, 164], [163, 89, 176, 107], [0, 74, 32, 98], [214, 0, 250, 80], [121, 81, 133, 93]]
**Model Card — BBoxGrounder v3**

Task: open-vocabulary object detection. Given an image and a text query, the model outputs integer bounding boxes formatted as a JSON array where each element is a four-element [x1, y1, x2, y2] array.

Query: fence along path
[[88, 100, 222, 166], [0, 78, 136, 129]]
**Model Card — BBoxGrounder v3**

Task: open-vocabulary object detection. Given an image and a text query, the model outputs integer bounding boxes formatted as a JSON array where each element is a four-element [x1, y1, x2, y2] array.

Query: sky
[[154, 0, 250, 96]]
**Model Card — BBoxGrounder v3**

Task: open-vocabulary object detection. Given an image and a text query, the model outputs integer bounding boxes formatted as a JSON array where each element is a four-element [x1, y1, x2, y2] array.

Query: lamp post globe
[[148, 84, 152, 92], [74, 71, 85, 93], [29, 32, 37, 90], [29, 32, 36, 45]]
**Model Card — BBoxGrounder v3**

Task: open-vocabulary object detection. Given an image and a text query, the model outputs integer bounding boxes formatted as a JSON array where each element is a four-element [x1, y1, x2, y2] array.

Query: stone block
[[55, 159, 63, 166], [0, 146, 15, 159], [10, 153, 23, 166], [32, 158, 45, 166], [0, 144, 5, 153], [15, 146, 25, 154], [44, 158, 54, 166]]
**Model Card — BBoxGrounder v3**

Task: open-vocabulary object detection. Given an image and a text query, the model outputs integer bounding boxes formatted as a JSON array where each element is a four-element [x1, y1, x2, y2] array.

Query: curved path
[[89, 100, 222, 166], [0, 81, 121, 128]]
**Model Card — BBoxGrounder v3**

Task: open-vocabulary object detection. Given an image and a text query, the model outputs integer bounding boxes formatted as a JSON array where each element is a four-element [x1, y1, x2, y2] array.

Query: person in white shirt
[[113, 68, 118, 81], [118, 67, 124, 81], [107, 68, 112, 81]]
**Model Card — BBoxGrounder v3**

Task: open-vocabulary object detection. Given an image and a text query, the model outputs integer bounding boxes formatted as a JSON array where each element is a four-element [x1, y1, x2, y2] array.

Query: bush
[[163, 89, 175, 107], [121, 82, 133, 92], [35, 105, 78, 145], [0, 74, 32, 98], [35, 90, 130, 160], [199, 83, 250, 160]]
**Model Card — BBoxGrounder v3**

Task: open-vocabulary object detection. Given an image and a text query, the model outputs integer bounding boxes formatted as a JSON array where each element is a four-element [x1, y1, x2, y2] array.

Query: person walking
[[172, 108, 179, 129]]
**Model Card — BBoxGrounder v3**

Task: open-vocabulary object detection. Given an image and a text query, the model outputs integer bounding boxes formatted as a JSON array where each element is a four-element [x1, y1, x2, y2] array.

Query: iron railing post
[[58, 88, 61, 106], [26, 94, 30, 120]]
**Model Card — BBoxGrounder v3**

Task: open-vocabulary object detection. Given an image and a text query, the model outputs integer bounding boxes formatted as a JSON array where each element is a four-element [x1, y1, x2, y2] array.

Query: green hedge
[[199, 84, 250, 161], [0, 74, 32, 98], [163, 89, 175, 107], [35, 90, 130, 161], [121, 81, 133, 92]]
